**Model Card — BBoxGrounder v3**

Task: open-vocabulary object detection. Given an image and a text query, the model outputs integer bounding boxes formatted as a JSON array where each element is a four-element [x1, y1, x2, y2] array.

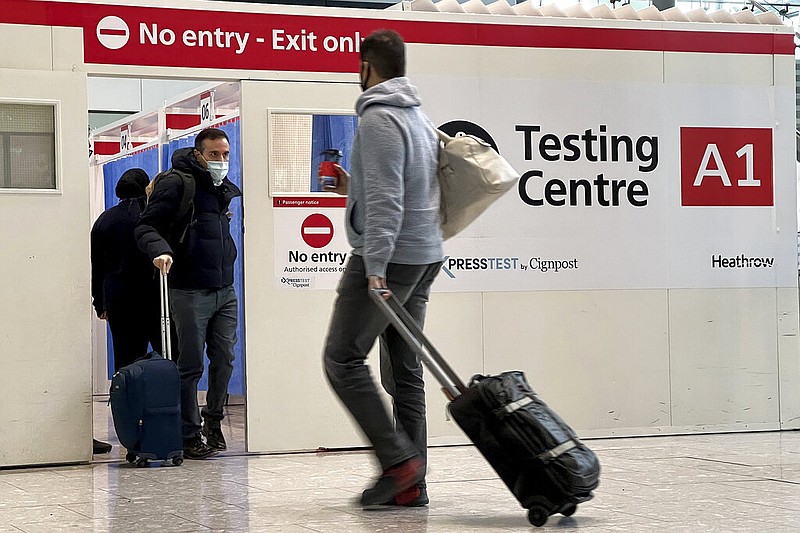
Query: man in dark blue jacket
[[135, 128, 242, 460]]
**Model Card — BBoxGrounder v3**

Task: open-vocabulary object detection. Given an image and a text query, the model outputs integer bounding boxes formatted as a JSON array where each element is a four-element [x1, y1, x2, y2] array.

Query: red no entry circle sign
[[301, 213, 334, 248]]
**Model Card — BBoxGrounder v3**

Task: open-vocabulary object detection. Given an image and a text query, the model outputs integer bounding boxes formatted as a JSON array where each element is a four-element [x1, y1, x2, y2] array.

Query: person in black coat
[[91, 168, 161, 372]]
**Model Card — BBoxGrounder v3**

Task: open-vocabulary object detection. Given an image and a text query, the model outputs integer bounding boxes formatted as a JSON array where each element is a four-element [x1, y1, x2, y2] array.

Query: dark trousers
[[324, 255, 441, 472], [170, 286, 238, 441], [107, 299, 161, 372]]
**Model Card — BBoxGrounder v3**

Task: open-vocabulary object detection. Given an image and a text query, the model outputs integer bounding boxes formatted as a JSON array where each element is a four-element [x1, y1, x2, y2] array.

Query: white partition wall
[[243, 32, 799, 452], [240, 80, 365, 450], [0, 24, 91, 467]]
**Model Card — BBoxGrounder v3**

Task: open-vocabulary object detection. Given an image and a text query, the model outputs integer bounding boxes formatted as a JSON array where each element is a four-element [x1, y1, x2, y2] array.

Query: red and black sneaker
[[360, 456, 425, 507], [391, 483, 429, 507]]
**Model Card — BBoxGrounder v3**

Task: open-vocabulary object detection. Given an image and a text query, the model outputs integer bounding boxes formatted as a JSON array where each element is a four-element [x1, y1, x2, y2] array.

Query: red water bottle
[[320, 149, 343, 188]]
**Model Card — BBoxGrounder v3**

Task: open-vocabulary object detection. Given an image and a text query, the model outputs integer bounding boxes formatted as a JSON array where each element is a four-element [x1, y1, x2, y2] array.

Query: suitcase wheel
[[560, 503, 577, 517], [134, 457, 148, 468], [172, 457, 184, 466], [527, 506, 549, 527], [125, 452, 137, 464]]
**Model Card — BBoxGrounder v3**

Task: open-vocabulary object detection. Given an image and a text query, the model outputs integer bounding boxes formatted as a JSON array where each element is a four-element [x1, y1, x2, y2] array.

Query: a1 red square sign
[[680, 127, 773, 206]]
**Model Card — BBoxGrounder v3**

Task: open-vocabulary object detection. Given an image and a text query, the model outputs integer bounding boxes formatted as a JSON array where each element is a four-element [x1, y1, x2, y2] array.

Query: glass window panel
[[0, 103, 54, 134], [270, 113, 312, 195], [0, 103, 56, 190], [9, 135, 56, 189]]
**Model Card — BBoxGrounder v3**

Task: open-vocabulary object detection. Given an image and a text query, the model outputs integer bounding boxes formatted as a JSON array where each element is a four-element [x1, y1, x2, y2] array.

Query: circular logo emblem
[[301, 213, 334, 248], [96, 16, 130, 50], [438, 120, 500, 154]]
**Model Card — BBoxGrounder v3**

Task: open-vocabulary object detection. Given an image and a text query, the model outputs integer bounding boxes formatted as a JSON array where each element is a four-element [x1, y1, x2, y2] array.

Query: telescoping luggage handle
[[369, 288, 467, 400], [159, 272, 173, 361]]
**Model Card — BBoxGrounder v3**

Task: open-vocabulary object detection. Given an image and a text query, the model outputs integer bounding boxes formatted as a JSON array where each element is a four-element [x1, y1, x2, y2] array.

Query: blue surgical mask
[[207, 161, 228, 186]]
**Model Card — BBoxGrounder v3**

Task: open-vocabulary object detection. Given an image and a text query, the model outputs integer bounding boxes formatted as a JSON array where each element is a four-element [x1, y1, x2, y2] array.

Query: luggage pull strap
[[495, 396, 534, 417], [538, 439, 579, 461], [497, 394, 584, 462]]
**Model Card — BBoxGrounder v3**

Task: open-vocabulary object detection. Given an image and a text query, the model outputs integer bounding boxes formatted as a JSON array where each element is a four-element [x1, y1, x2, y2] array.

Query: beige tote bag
[[437, 129, 519, 240]]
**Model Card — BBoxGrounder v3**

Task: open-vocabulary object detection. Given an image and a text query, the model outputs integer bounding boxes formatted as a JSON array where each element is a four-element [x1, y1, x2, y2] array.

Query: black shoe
[[360, 456, 425, 507], [183, 437, 217, 460], [93, 439, 112, 454], [388, 484, 429, 507], [202, 425, 227, 451]]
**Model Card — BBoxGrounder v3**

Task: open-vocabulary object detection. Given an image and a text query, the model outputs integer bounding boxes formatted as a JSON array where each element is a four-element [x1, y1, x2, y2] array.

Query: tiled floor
[[2, 404, 799, 532]]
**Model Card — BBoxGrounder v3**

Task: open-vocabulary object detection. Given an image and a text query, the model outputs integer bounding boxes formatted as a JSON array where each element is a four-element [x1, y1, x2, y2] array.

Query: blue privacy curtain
[[162, 119, 245, 397], [310, 115, 358, 192], [101, 147, 160, 377], [102, 146, 159, 210]]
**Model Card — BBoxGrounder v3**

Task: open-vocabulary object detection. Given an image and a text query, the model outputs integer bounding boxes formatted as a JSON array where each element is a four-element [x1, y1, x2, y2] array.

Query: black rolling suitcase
[[110, 272, 184, 467], [370, 289, 600, 527]]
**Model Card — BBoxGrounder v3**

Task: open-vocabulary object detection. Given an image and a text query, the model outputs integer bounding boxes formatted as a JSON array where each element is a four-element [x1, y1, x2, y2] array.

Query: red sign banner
[[2, 1, 795, 73]]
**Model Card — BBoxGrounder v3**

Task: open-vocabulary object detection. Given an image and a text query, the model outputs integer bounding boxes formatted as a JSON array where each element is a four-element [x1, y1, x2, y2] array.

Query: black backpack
[[146, 168, 196, 244]]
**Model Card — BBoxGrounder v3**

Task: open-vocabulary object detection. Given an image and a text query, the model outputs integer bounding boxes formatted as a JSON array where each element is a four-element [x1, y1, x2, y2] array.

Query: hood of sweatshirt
[[355, 77, 422, 117]]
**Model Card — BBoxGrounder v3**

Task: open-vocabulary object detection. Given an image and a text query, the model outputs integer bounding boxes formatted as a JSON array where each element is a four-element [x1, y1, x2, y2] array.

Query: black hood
[[172, 147, 208, 176], [115, 168, 149, 199]]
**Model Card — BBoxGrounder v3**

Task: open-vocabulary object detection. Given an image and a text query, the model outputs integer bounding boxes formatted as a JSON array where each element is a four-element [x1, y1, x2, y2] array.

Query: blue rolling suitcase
[[110, 272, 183, 467], [369, 289, 600, 527]]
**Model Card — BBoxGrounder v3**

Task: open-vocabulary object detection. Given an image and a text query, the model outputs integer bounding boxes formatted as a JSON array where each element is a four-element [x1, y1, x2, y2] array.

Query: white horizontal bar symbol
[[304, 227, 331, 235]]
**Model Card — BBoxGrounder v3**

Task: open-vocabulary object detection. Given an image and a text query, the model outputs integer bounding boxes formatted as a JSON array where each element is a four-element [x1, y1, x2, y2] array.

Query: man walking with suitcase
[[322, 29, 443, 507], [136, 128, 242, 460]]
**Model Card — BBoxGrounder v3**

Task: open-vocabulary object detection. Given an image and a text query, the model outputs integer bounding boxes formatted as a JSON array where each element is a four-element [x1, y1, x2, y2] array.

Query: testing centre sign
[[273, 75, 795, 292]]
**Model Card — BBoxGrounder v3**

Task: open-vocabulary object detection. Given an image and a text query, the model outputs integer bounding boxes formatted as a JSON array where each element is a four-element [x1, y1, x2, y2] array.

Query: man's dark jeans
[[170, 285, 237, 440], [324, 255, 441, 472]]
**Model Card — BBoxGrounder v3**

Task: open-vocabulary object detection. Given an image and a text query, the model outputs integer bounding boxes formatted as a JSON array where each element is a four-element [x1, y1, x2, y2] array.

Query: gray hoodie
[[346, 77, 443, 278]]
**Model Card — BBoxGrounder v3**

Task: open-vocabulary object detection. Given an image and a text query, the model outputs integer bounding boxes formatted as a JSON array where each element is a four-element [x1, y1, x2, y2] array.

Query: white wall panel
[[87, 76, 212, 115], [421, 292, 484, 445], [52, 27, 84, 72], [664, 52, 774, 85], [669, 288, 780, 429], [0, 24, 52, 70], [777, 286, 800, 429], [774, 55, 796, 88], [140, 78, 213, 110], [482, 290, 671, 436], [409, 45, 664, 83], [87, 77, 142, 113], [478, 47, 664, 82], [0, 26, 90, 467]]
